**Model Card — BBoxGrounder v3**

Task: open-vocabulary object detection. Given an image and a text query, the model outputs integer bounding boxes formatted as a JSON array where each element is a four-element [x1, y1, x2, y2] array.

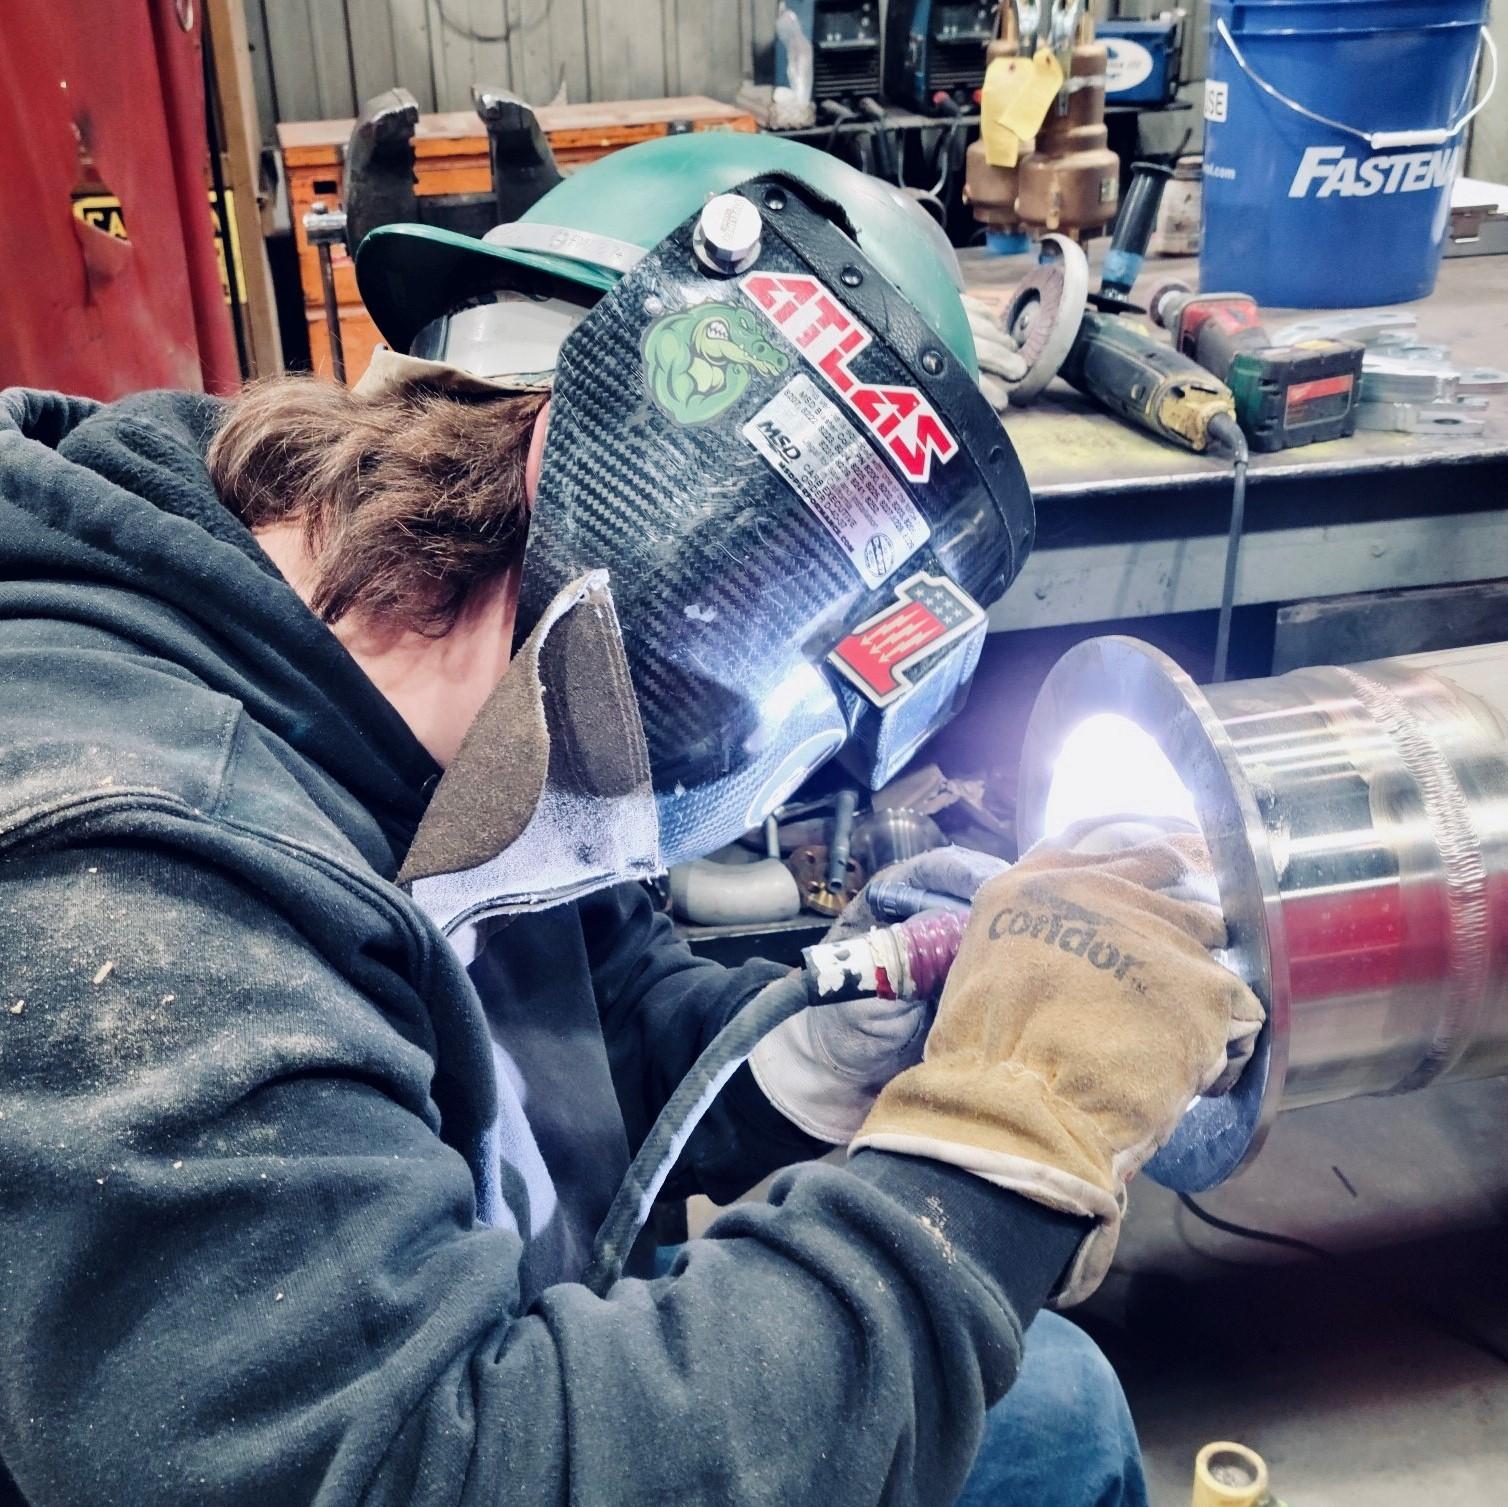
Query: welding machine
[[765, 0, 883, 103], [884, 0, 996, 113], [1098, 17, 1182, 108]]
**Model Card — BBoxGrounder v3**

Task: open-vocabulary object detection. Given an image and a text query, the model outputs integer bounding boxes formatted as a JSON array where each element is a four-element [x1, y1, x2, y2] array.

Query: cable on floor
[[1177, 1192, 1508, 1370]]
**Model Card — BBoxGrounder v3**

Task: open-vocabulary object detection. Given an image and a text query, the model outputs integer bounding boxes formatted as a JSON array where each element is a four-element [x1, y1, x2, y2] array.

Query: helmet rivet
[[921, 349, 945, 375], [840, 266, 863, 288], [763, 189, 787, 211], [693, 194, 764, 276], [644, 295, 665, 317]]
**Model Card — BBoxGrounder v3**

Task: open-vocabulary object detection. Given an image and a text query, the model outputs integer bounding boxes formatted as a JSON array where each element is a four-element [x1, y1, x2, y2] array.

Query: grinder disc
[[1003, 233, 1090, 405]]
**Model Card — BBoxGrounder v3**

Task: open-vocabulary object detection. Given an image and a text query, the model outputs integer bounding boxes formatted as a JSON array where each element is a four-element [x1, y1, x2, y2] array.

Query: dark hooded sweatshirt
[[0, 388, 1082, 1507]]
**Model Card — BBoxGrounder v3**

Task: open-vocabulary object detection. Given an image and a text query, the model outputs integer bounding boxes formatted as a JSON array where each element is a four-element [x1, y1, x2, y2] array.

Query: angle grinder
[[1002, 235, 1240, 456], [1000, 236, 1251, 680], [999, 233, 1090, 405]]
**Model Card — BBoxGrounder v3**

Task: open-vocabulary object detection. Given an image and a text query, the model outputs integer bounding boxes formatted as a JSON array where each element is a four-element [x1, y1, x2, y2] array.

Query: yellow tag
[[981, 50, 1066, 167]]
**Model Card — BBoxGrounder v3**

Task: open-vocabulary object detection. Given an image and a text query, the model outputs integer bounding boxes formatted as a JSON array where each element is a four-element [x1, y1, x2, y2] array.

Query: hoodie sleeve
[[580, 882, 830, 1202], [0, 842, 1081, 1507]]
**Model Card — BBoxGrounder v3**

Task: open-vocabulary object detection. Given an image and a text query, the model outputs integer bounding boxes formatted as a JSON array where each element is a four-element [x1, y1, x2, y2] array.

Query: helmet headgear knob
[[693, 194, 763, 276]]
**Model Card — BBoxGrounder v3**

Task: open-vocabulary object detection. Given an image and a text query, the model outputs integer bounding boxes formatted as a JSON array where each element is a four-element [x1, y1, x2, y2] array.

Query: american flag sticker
[[828, 572, 986, 707]]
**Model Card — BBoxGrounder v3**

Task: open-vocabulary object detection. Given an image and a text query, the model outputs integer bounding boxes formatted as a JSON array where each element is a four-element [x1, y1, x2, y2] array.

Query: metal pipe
[[1017, 636, 1508, 1191], [317, 241, 346, 386], [303, 201, 348, 386]]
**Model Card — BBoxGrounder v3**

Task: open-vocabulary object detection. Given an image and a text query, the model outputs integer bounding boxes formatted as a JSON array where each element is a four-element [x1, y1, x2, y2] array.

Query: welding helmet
[[358, 134, 1034, 869]]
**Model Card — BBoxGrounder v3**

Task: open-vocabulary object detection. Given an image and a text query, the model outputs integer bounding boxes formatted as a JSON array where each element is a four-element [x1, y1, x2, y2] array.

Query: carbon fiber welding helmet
[[358, 134, 1034, 867]]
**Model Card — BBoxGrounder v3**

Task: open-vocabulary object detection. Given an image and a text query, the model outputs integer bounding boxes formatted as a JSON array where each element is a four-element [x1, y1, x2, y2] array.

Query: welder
[[0, 135, 1260, 1507]]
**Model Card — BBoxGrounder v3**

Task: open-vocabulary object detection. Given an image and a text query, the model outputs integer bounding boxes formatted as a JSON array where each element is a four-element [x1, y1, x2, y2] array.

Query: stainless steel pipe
[[1017, 637, 1508, 1191]]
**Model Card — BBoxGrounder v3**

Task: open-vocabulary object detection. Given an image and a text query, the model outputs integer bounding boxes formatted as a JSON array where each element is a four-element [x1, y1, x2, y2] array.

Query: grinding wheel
[[1003, 233, 1090, 406]]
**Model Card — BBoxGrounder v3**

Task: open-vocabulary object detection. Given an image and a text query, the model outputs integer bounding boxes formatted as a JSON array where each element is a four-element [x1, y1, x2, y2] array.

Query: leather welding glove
[[1042, 814, 1260, 1090], [750, 845, 1009, 1144], [851, 828, 1266, 1305], [963, 293, 1029, 412]]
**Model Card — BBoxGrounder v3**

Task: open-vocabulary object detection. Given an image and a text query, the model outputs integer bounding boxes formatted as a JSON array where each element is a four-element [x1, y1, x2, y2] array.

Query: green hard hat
[[356, 132, 978, 379]]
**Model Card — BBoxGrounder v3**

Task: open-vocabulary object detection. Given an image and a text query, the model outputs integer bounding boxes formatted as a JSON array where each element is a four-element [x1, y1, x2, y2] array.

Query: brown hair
[[209, 375, 547, 635]]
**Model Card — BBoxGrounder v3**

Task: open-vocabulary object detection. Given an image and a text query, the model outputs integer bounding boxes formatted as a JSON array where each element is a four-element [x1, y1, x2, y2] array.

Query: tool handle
[[867, 880, 971, 923], [1101, 162, 1173, 297], [1062, 312, 1234, 449], [827, 789, 859, 892]]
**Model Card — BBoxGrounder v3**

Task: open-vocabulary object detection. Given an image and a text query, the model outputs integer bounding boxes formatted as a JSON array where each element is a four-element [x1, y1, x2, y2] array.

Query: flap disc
[[1003, 234, 1089, 405]]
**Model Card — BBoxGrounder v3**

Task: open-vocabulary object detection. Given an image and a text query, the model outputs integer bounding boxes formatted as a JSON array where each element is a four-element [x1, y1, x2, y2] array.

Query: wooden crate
[[279, 96, 757, 355]]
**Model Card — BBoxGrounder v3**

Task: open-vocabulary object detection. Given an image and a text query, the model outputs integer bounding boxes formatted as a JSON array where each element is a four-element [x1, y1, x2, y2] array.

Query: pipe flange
[[1016, 637, 1287, 1191]]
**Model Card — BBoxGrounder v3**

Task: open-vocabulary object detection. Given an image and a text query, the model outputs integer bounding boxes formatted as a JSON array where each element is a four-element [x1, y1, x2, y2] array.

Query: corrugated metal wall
[[243, 1, 1227, 137], [246, 0, 1500, 213], [241, 0, 1508, 175], [246, 0, 774, 130]]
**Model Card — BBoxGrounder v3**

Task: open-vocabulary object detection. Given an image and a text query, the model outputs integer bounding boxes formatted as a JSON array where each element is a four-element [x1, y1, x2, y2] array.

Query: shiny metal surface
[[1018, 637, 1508, 1191], [850, 808, 947, 873]]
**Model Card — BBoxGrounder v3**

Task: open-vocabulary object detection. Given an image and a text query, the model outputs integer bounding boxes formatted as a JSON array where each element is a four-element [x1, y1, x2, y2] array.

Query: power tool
[[1149, 283, 1365, 453], [1004, 235, 1241, 457], [1058, 309, 1244, 460], [1001, 235, 1250, 680], [1052, 308, 1250, 682]]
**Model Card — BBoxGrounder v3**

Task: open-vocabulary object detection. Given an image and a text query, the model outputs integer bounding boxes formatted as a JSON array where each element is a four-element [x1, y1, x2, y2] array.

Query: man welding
[[0, 135, 1261, 1506]]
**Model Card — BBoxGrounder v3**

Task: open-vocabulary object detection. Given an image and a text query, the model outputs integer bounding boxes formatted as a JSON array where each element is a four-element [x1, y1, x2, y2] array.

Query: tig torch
[[583, 907, 969, 1293]]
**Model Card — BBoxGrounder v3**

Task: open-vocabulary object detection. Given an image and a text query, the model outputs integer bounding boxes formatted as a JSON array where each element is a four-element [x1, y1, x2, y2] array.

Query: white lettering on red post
[[740, 272, 959, 483]]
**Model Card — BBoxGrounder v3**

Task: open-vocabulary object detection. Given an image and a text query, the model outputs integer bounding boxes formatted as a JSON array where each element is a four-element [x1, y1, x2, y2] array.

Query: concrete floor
[[1078, 1076, 1508, 1506]]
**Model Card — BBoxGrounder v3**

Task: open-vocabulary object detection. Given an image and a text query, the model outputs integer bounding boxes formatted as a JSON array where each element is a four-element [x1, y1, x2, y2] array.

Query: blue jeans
[[954, 1310, 1149, 1507]]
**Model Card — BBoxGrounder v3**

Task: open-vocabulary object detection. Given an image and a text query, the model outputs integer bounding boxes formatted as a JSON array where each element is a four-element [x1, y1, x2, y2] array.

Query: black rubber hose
[[1209, 415, 1250, 683], [584, 969, 816, 1295]]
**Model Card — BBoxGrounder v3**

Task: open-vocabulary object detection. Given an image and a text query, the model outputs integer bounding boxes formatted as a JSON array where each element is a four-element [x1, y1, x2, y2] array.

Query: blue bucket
[[1202, 0, 1494, 307]]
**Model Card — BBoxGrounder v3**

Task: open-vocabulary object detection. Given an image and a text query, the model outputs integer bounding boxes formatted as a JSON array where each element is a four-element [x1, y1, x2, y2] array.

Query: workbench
[[960, 251, 1508, 636], [687, 256, 1508, 961]]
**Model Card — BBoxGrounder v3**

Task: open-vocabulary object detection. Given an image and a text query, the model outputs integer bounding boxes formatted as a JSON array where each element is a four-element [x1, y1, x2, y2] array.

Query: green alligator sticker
[[642, 303, 789, 426]]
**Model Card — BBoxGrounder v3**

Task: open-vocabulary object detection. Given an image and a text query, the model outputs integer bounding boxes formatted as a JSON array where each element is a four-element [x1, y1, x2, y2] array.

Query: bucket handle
[[1215, 18, 1498, 151]]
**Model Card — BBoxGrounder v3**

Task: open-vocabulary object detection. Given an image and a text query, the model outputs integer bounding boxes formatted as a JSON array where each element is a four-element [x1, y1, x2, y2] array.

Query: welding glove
[[851, 828, 1266, 1305], [963, 294, 1029, 413], [750, 846, 1009, 1143], [1050, 814, 1259, 1091]]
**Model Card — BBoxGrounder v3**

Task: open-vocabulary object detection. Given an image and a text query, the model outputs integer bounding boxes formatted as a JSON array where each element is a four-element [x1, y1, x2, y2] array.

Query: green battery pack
[[1227, 339, 1364, 453]]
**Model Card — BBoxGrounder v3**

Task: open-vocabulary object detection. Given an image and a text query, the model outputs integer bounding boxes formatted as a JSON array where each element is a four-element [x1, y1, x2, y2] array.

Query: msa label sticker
[[740, 270, 959, 483], [744, 374, 930, 589], [828, 571, 985, 707], [1204, 79, 1228, 123]]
